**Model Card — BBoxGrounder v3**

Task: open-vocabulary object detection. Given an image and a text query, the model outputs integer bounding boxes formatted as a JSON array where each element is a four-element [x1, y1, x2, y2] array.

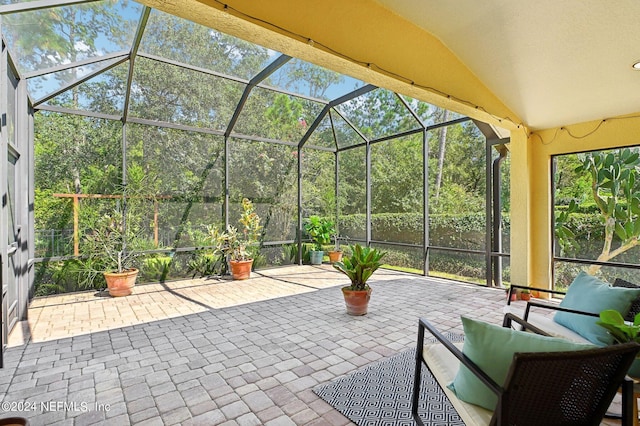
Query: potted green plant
[[598, 309, 640, 377], [214, 198, 262, 280], [333, 244, 386, 315], [328, 231, 343, 264], [304, 216, 334, 265], [81, 208, 144, 297]]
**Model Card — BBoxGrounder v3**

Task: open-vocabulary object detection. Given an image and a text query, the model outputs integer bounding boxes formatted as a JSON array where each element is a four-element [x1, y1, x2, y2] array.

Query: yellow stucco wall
[[514, 115, 640, 290]]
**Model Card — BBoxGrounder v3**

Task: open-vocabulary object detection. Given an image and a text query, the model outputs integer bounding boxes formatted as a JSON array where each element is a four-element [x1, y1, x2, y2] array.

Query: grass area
[[382, 264, 498, 287], [382, 264, 423, 274]]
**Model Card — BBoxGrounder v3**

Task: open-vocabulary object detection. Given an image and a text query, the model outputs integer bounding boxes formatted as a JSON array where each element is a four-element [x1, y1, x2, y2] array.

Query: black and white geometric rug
[[313, 336, 465, 425]]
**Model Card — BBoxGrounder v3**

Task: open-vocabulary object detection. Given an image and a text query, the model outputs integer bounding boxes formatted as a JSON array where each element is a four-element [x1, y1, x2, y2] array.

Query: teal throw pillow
[[448, 316, 593, 411], [554, 272, 640, 346]]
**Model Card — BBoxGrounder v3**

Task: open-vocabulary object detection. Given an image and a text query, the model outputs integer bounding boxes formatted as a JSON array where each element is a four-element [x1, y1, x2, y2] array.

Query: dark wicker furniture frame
[[412, 317, 640, 426]]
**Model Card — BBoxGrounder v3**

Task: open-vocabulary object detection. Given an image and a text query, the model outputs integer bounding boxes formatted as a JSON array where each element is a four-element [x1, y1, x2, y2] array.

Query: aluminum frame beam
[[23, 51, 129, 79], [122, 6, 151, 123], [33, 56, 128, 107], [0, 0, 100, 15], [298, 84, 376, 149], [225, 53, 291, 138]]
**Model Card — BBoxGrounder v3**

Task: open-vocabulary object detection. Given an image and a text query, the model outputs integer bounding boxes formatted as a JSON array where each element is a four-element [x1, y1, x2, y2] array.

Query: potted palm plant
[[304, 216, 334, 265], [333, 244, 386, 315], [214, 198, 262, 280]]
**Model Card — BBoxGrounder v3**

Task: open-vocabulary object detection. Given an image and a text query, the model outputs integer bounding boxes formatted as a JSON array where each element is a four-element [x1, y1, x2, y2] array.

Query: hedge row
[[337, 212, 509, 248]]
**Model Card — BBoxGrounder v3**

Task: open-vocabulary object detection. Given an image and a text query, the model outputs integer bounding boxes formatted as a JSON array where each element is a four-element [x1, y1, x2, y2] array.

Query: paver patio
[[0, 265, 621, 425]]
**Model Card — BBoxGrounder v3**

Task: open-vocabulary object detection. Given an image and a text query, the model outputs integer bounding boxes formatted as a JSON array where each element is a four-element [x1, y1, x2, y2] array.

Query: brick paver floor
[[0, 265, 620, 425]]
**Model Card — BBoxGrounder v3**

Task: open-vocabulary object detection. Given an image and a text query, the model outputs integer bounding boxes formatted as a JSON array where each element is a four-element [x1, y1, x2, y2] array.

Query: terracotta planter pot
[[104, 268, 138, 297], [328, 250, 343, 264], [230, 259, 253, 280], [520, 293, 531, 301], [342, 287, 372, 316]]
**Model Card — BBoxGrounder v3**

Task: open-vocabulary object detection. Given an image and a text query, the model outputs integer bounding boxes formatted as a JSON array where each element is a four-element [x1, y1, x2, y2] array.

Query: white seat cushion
[[422, 343, 493, 426], [504, 305, 592, 344]]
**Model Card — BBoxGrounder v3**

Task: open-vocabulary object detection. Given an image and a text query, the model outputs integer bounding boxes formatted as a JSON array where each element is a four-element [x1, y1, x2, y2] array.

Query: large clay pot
[[230, 259, 253, 280], [328, 250, 343, 264], [104, 268, 138, 297], [309, 250, 324, 265], [342, 287, 372, 316]]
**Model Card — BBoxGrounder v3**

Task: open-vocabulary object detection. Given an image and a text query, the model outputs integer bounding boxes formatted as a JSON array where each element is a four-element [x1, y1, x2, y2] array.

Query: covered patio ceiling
[[376, 0, 640, 130]]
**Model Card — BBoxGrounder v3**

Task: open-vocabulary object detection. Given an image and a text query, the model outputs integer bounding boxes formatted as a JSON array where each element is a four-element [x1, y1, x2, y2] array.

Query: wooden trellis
[[52, 193, 169, 255]]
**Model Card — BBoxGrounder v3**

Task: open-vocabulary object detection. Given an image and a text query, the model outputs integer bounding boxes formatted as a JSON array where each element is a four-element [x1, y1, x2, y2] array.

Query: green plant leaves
[[333, 244, 386, 291], [304, 216, 335, 250], [598, 309, 640, 344]]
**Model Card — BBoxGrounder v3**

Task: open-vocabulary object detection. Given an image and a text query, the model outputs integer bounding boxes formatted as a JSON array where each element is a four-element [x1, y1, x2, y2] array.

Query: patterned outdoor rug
[[313, 335, 465, 426]]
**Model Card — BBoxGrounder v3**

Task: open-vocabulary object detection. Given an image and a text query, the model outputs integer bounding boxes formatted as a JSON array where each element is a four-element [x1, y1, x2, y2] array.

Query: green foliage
[[333, 244, 387, 291], [5, 1, 132, 78], [598, 309, 640, 344], [428, 121, 488, 214], [338, 212, 498, 248], [557, 148, 640, 272], [428, 254, 488, 280], [140, 255, 173, 282], [187, 250, 226, 278], [213, 198, 263, 262], [284, 243, 312, 264], [34, 259, 102, 296], [81, 208, 143, 274], [554, 199, 579, 255], [264, 94, 307, 142], [304, 216, 335, 250]]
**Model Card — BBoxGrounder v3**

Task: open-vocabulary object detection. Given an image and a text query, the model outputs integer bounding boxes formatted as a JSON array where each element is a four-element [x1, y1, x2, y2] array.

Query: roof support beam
[[122, 6, 151, 123], [298, 105, 330, 149], [225, 53, 291, 138], [23, 52, 129, 79], [35, 104, 121, 121], [329, 83, 376, 108], [33, 56, 128, 107], [396, 93, 426, 129], [0, 0, 100, 15], [299, 84, 376, 148], [330, 107, 369, 146]]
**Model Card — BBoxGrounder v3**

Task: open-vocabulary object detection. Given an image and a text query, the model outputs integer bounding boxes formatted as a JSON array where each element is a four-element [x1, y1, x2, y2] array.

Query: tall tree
[[7, 1, 132, 193]]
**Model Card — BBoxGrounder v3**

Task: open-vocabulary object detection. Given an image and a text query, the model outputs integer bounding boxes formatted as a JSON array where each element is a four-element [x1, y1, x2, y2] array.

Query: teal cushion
[[554, 272, 640, 346], [448, 316, 594, 411]]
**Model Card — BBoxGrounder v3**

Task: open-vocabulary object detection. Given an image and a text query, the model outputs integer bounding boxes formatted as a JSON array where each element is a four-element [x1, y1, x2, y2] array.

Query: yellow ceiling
[[375, 0, 640, 130]]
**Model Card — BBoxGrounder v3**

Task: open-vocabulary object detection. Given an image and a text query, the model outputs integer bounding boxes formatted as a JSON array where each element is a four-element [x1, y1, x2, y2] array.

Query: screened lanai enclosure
[[0, 0, 511, 342]]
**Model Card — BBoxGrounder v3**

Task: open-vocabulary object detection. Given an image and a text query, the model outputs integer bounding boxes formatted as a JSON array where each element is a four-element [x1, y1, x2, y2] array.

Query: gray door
[[3, 151, 19, 344]]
